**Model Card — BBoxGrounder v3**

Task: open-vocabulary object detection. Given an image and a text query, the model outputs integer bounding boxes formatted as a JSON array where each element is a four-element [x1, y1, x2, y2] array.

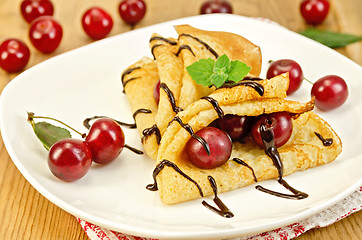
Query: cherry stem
[[27, 112, 86, 138], [303, 77, 314, 85]]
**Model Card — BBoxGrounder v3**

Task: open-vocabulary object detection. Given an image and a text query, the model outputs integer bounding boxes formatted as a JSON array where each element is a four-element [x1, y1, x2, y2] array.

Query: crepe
[[154, 76, 342, 204]]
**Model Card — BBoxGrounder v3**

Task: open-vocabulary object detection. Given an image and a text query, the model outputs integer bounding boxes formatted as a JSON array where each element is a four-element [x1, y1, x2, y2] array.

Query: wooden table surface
[[0, 0, 361, 239]]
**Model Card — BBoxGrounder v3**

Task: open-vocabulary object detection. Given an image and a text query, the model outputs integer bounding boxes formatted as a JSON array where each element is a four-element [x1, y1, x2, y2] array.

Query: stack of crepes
[[121, 25, 342, 205]]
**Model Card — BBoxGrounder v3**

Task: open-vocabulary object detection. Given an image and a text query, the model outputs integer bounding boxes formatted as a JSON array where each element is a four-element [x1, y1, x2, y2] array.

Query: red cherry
[[300, 0, 330, 25], [213, 115, 254, 141], [185, 127, 232, 169], [251, 112, 293, 148], [20, 0, 54, 23], [29, 16, 63, 53], [0, 39, 30, 73], [85, 118, 125, 164], [81, 7, 113, 40], [267, 59, 304, 95], [153, 80, 161, 104], [200, 0, 233, 14], [48, 138, 92, 182], [118, 0, 146, 25], [311, 75, 348, 111]]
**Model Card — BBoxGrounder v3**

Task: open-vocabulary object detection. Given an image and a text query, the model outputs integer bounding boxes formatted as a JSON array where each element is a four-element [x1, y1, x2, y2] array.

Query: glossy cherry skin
[[251, 112, 293, 148], [20, 0, 54, 23], [85, 118, 125, 164], [185, 127, 232, 169], [267, 59, 304, 95], [29, 16, 63, 53], [0, 39, 30, 73], [311, 75, 348, 111], [200, 0, 233, 14], [213, 115, 254, 141], [300, 0, 330, 25], [48, 138, 92, 182], [118, 0, 146, 25], [153, 80, 161, 104], [82, 7, 113, 40]]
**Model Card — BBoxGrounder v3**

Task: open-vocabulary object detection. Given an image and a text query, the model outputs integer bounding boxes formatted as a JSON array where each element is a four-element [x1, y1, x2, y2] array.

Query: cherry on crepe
[[185, 127, 232, 169], [251, 112, 293, 148], [0, 39, 30, 73]]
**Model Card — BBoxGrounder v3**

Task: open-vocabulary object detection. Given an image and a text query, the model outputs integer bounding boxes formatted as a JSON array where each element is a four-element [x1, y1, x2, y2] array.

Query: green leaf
[[186, 58, 214, 86], [210, 72, 228, 88], [228, 60, 251, 83], [299, 28, 362, 48], [213, 54, 230, 74], [33, 121, 72, 150]]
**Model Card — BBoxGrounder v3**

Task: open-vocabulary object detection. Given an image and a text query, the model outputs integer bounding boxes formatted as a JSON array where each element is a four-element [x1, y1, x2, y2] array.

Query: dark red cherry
[[48, 138, 92, 182], [267, 59, 304, 95], [20, 0, 54, 23], [0, 39, 30, 73], [153, 80, 161, 104], [251, 112, 293, 148], [200, 0, 233, 14], [85, 118, 125, 164], [81, 7, 113, 40], [185, 127, 232, 169], [29, 16, 63, 53], [300, 0, 330, 25], [118, 0, 146, 25], [214, 115, 254, 141], [311, 75, 348, 111]]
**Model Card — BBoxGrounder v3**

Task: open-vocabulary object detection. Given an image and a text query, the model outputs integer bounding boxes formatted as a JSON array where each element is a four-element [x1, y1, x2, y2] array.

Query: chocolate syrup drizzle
[[149, 36, 177, 45], [124, 144, 144, 155], [146, 159, 204, 197], [314, 132, 333, 146], [201, 176, 234, 218], [232, 158, 258, 182], [175, 45, 195, 57], [133, 108, 152, 120], [243, 76, 263, 81], [142, 124, 161, 145], [220, 80, 264, 96], [151, 44, 163, 60], [160, 82, 184, 113], [170, 116, 210, 155], [179, 33, 219, 59], [121, 67, 140, 83], [201, 96, 224, 119], [255, 123, 308, 200], [83, 116, 136, 129], [122, 77, 140, 93]]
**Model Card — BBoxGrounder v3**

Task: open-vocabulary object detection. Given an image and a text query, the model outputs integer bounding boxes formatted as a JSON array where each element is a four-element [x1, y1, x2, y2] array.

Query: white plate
[[1, 14, 361, 240]]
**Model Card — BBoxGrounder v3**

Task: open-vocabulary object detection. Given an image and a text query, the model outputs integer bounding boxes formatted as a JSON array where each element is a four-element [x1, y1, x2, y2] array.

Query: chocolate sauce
[[220, 80, 264, 96], [179, 33, 219, 59], [142, 124, 161, 145], [255, 123, 308, 200], [170, 116, 210, 155], [122, 77, 140, 93], [232, 158, 258, 182], [201, 176, 234, 218], [175, 45, 195, 57], [201, 96, 224, 119], [83, 116, 136, 129], [123, 144, 143, 155], [133, 108, 152, 120], [121, 67, 140, 83], [151, 44, 163, 60], [146, 159, 204, 197], [314, 132, 333, 146], [160, 82, 183, 113], [149, 36, 177, 45], [243, 76, 263, 81]]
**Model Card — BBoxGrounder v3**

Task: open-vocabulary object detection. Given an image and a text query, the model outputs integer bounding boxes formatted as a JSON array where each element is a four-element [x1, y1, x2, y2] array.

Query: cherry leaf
[[33, 121, 72, 150]]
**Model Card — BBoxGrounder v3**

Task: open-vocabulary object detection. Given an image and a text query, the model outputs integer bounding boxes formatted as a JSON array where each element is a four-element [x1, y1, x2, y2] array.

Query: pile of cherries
[[0, 0, 146, 73], [48, 118, 126, 182]]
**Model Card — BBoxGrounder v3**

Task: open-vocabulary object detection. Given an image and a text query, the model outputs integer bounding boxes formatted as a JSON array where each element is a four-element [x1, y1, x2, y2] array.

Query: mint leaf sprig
[[186, 54, 251, 88]]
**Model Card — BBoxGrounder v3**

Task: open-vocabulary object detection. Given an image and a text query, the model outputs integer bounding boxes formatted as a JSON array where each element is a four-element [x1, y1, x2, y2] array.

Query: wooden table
[[0, 0, 361, 239]]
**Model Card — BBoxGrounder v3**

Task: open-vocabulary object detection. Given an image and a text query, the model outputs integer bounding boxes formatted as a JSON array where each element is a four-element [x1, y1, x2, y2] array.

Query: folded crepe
[[154, 74, 342, 204]]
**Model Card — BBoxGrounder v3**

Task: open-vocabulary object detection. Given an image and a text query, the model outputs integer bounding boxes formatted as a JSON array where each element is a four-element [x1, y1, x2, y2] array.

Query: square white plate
[[1, 14, 361, 239]]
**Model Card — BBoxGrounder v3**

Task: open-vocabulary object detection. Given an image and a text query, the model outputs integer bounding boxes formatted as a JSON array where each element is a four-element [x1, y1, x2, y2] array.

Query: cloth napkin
[[77, 186, 361, 240]]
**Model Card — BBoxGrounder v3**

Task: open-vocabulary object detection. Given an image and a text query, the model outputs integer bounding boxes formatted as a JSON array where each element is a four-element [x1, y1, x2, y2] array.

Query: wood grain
[[0, 0, 361, 239]]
